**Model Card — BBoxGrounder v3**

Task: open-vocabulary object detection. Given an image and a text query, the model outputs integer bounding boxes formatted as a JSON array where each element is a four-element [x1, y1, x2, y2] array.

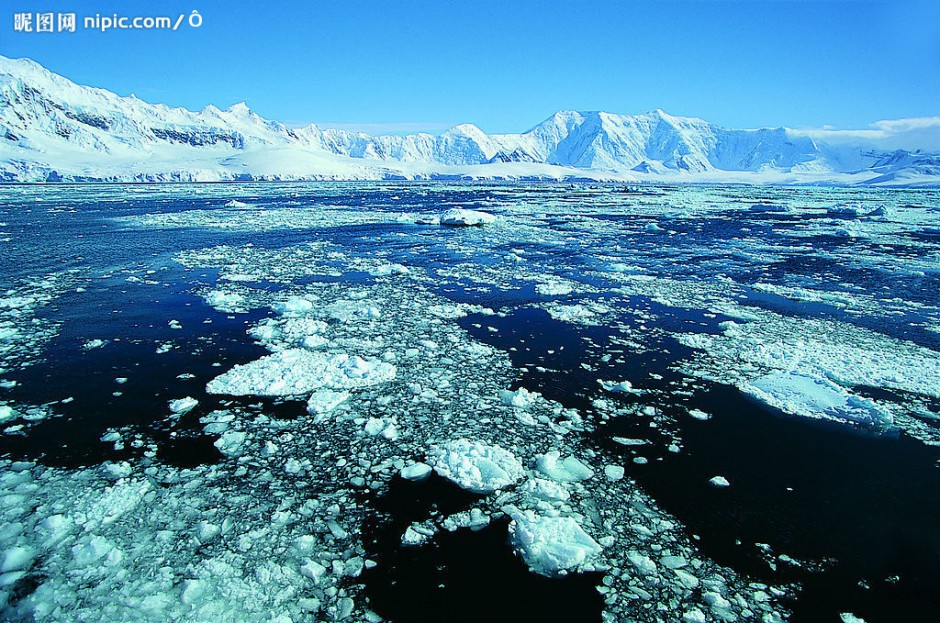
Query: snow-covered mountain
[[0, 56, 936, 185]]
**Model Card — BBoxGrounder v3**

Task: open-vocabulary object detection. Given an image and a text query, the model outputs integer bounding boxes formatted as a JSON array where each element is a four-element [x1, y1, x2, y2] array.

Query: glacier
[[1, 55, 938, 185]]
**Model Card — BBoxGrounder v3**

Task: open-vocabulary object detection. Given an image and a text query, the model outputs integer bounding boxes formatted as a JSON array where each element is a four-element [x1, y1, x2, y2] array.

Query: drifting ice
[[206, 349, 396, 397], [426, 439, 524, 494], [742, 371, 893, 427]]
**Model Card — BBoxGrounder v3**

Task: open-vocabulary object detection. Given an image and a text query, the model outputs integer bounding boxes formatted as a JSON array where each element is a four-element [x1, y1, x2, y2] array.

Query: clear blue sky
[[1, 0, 938, 134]]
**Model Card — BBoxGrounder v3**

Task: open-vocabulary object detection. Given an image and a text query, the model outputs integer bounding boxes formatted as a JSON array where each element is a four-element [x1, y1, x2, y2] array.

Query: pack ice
[[206, 349, 396, 397], [742, 372, 893, 427]]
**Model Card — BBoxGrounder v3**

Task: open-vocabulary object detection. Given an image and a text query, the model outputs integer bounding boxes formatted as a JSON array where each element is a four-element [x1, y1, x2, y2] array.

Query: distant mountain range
[[1, 56, 937, 185]]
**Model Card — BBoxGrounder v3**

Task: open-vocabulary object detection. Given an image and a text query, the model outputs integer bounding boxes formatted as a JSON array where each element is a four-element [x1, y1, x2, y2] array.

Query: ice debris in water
[[439, 209, 497, 226], [168, 397, 199, 414], [206, 349, 396, 397], [305, 389, 350, 421], [534, 451, 594, 482], [426, 439, 524, 494], [506, 506, 603, 577], [399, 462, 433, 481], [742, 371, 893, 427], [709, 476, 731, 488], [498, 386, 540, 408]]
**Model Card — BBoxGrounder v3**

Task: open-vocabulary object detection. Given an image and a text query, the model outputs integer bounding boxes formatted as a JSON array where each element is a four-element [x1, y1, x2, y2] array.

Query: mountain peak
[[226, 102, 252, 116]]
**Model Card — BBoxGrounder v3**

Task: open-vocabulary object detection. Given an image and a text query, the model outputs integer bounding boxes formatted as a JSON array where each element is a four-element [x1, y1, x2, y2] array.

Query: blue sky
[[1, 0, 938, 134]]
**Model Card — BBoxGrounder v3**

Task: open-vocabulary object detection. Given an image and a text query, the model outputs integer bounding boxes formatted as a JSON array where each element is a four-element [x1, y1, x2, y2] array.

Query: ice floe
[[207, 349, 396, 397], [426, 439, 524, 494], [506, 507, 603, 576], [742, 372, 893, 427]]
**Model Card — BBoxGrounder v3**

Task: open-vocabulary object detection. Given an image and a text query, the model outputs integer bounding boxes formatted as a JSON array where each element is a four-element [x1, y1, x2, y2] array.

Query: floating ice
[[168, 397, 198, 414], [273, 296, 315, 316], [507, 507, 602, 577], [439, 209, 497, 226], [604, 465, 625, 481], [742, 372, 893, 427], [370, 263, 409, 277], [399, 462, 432, 481], [534, 451, 594, 482], [203, 289, 246, 313], [426, 439, 524, 494], [207, 349, 396, 397], [498, 387, 540, 408], [535, 280, 574, 296], [709, 476, 731, 488], [827, 203, 864, 218], [306, 389, 350, 420]]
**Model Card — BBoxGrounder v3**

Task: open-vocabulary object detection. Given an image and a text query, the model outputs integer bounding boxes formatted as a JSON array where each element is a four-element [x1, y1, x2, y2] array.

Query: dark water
[[458, 305, 940, 623], [361, 475, 605, 623], [1, 183, 938, 623]]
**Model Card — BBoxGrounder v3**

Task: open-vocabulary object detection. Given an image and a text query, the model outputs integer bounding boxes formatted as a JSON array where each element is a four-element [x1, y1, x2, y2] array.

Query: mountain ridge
[[1, 56, 937, 185]]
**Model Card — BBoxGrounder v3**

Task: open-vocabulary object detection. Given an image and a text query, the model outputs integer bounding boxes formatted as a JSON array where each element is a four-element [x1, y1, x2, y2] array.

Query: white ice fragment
[[439, 209, 497, 226], [535, 280, 574, 296], [840, 614, 867, 623], [688, 409, 712, 421], [507, 507, 602, 577], [168, 396, 198, 414], [743, 371, 893, 427], [498, 386, 540, 408], [535, 451, 594, 482], [300, 559, 327, 583], [520, 478, 570, 502], [207, 349, 396, 397], [400, 462, 432, 481], [364, 417, 399, 440], [604, 465, 625, 481], [682, 609, 707, 623], [370, 263, 409, 277], [203, 289, 245, 313], [709, 476, 731, 488], [214, 431, 247, 457], [273, 296, 314, 316], [71, 536, 119, 567], [599, 379, 633, 393], [427, 439, 524, 494], [402, 526, 430, 547], [661, 555, 688, 569], [703, 591, 733, 612], [0, 546, 35, 573], [306, 389, 350, 421], [627, 551, 657, 575], [0, 405, 17, 424]]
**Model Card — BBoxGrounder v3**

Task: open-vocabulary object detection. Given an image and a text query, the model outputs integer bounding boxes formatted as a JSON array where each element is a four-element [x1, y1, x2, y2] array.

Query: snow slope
[[0, 56, 937, 185]]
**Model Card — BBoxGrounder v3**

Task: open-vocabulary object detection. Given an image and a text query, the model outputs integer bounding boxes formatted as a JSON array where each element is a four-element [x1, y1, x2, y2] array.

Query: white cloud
[[797, 116, 940, 151], [314, 121, 454, 135]]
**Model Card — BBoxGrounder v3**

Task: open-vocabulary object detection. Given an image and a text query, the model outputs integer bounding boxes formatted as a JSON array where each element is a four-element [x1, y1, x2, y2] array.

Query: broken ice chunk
[[506, 507, 602, 577], [426, 439, 524, 494], [168, 396, 199, 414], [306, 389, 350, 421], [709, 476, 731, 488], [439, 209, 497, 226], [742, 371, 893, 427], [207, 349, 396, 397], [400, 462, 432, 481], [534, 451, 594, 482]]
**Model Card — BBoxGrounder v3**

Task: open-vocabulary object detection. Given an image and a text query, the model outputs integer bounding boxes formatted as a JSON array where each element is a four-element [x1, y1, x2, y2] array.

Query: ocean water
[[0, 182, 937, 623]]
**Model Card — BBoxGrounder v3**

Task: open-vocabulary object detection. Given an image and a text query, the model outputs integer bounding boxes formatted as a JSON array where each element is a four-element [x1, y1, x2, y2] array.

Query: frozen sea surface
[[0, 182, 938, 623]]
